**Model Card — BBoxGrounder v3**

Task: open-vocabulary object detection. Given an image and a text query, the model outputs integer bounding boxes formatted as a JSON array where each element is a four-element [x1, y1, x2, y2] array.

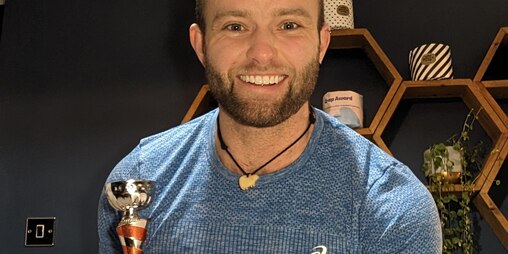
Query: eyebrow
[[212, 10, 250, 23], [273, 8, 312, 19], [212, 7, 312, 23]]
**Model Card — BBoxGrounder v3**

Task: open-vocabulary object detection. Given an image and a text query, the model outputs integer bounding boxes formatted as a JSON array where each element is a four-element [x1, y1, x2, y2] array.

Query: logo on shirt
[[311, 245, 327, 254]]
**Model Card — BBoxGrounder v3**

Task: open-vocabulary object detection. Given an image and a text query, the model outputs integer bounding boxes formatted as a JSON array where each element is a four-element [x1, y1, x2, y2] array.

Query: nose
[[246, 29, 276, 66]]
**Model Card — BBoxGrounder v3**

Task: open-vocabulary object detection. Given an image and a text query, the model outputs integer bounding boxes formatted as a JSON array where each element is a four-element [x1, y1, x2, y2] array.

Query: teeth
[[255, 76, 263, 84], [240, 75, 285, 86]]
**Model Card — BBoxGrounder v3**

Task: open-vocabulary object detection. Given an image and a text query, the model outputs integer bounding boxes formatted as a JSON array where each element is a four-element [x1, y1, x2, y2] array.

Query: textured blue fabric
[[97, 108, 442, 253]]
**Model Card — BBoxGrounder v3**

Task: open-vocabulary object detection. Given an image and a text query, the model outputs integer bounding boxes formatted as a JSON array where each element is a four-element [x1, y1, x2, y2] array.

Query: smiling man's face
[[191, 0, 330, 127]]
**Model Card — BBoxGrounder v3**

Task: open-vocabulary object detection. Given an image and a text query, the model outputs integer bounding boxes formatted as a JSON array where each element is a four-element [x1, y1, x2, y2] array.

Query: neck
[[215, 103, 315, 175]]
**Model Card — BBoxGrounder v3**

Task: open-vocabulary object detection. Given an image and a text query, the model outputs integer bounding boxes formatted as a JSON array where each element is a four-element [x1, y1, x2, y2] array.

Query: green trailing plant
[[422, 108, 486, 254]]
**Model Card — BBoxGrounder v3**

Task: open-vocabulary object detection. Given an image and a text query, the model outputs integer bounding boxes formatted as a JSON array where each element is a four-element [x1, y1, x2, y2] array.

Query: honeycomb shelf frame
[[473, 137, 508, 249], [181, 84, 211, 124], [329, 28, 402, 138], [474, 27, 508, 84], [477, 82, 508, 130], [373, 79, 508, 193], [474, 27, 508, 130], [473, 27, 508, 248]]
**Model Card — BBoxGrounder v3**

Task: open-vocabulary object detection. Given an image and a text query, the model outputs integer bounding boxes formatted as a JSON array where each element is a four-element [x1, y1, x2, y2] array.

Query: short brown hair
[[195, 0, 325, 34]]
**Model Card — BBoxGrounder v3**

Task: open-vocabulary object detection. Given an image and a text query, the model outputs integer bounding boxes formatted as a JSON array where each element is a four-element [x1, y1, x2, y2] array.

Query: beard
[[205, 57, 320, 128]]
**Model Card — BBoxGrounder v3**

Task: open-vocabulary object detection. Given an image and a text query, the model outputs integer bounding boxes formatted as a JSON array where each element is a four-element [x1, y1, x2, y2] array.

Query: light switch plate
[[25, 217, 56, 247]]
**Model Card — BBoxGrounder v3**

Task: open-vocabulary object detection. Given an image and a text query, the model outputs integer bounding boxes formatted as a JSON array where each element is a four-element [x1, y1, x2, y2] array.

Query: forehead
[[203, 0, 320, 22]]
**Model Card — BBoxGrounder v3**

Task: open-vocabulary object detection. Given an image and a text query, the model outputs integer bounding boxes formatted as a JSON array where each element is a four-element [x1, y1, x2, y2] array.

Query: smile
[[239, 75, 286, 86]]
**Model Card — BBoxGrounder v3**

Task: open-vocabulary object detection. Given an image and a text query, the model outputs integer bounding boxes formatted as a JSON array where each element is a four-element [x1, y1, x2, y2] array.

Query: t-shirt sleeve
[[360, 163, 442, 253], [97, 145, 142, 254]]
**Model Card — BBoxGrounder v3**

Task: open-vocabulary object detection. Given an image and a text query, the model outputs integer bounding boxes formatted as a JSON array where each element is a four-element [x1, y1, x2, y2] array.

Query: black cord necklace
[[217, 110, 315, 190]]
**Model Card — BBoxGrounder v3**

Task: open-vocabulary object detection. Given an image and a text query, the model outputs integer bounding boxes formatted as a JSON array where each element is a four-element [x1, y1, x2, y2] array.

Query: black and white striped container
[[409, 43, 454, 81], [324, 0, 354, 30]]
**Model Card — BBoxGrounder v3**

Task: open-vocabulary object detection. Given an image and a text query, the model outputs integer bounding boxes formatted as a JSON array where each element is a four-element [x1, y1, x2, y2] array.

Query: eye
[[225, 23, 245, 32], [280, 22, 300, 30]]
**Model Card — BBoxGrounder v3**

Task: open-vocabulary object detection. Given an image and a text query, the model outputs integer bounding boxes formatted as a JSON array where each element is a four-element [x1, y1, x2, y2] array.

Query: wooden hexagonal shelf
[[477, 82, 508, 130], [181, 84, 213, 124], [374, 79, 508, 193], [473, 26, 508, 249], [474, 27, 508, 84], [475, 27, 508, 129], [328, 28, 402, 138], [473, 136, 508, 249]]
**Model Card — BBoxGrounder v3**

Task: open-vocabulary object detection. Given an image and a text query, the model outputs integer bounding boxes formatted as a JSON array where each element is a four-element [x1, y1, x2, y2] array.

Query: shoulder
[[314, 108, 401, 184], [317, 110, 435, 214], [106, 109, 217, 182], [140, 110, 214, 151], [360, 162, 442, 252], [315, 108, 441, 251]]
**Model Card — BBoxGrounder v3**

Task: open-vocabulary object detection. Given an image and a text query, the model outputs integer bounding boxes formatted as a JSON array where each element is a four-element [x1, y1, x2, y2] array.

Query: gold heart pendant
[[238, 174, 259, 190]]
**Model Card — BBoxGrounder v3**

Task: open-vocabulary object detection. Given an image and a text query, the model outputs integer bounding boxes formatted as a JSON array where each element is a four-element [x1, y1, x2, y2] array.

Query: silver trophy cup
[[105, 179, 154, 254]]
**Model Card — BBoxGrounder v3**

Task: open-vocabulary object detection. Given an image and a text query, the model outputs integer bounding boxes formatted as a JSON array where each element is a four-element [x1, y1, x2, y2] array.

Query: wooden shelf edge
[[372, 134, 392, 156], [477, 82, 508, 134], [402, 78, 473, 87], [329, 27, 367, 34], [181, 85, 210, 124], [482, 80, 508, 101], [373, 80, 407, 138], [362, 32, 402, 84], [480, 135, 508, 193], [481, 80, 508, 88], [474, 133, 508, 191], [329, 28, 402, 85], [427, 184, 480, 194], [473, 193, 508, 249], [400, 79, 472, 99], [369, 79, 402, 134], [474, 27, 508, 82], [466, 83, 507, 138], [355, 127, 372, 137]]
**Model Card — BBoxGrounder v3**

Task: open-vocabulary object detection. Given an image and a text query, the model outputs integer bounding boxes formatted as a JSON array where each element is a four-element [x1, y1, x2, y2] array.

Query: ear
[[189, 23, 206, 65], [318, 23, 331, 64]]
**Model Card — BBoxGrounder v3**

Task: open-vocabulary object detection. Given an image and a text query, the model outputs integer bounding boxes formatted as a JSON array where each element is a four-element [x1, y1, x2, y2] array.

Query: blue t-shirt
[[98, 108, 442, 253]]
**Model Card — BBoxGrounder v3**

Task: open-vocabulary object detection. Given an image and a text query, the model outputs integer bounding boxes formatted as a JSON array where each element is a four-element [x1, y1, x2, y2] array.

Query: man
[[98, 0, 442, 253]]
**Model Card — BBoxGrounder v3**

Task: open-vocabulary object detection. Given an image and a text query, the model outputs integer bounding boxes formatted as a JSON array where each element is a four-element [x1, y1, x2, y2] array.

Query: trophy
[[105, 179, 154, 254]]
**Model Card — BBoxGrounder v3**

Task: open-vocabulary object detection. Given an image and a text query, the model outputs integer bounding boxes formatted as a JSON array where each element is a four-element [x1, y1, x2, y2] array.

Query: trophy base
[[117, 218, 148, 254]]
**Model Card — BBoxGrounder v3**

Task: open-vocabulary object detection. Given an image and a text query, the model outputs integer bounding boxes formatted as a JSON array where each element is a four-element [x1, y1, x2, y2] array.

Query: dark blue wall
[[0, 1, 506, 253]]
